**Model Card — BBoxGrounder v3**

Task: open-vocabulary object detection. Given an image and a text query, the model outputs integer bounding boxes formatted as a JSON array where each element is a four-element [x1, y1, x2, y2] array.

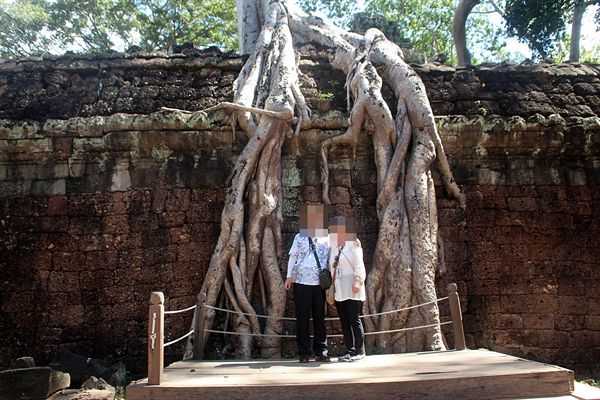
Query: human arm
[[285, 234, 300, 291], [285, 253, 297, 291], [352, 241, 366, 293]]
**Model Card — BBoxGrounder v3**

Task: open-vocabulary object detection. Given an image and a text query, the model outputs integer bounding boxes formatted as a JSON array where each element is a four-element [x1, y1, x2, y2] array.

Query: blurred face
[[300, 204, 327, 236], [329, 216, 357, 245]]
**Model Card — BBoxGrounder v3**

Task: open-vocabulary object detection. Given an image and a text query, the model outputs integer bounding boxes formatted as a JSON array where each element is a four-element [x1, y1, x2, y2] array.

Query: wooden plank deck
[[127, 349, 574, 400]]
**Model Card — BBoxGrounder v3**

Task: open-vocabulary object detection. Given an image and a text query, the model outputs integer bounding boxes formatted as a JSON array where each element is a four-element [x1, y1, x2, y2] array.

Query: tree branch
[[160, 103, 298, 124]]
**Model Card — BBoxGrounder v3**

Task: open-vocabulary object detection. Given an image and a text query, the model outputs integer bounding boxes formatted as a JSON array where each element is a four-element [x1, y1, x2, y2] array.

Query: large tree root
[[187, 0, 463, 359], [290, 14, 464, 352], [185, 0, 306, 359]]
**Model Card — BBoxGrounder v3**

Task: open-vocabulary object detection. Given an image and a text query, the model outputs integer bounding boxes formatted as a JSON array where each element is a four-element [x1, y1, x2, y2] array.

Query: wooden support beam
[[148, 292, 165, 385], [448, 283, 467, 350]]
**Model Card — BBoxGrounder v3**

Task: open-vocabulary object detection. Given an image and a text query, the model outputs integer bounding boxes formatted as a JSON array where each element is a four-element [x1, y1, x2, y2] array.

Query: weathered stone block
[[169, 227, 190, 243], [11, 357, 36, 369], [158, 211, 185, 228], [53, 137, 74, 153], [32, 179, 66, 196], [507, 197, 537, 211], [102, 215, 129, 235], [109, 165, 131, 192], [584, 316, 600, 330], [490, 314, 523, 329], [555, 315, 585, 331], [165, 189, 190, 212], [558, 296, 589, 315], [523, 313, 555, 330], [0, 367, 70, 400], [328, 186, 350, 204]]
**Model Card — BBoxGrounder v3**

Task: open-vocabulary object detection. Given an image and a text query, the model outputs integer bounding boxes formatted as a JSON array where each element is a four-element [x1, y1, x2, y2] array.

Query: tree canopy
[[0, 0, 598, 63], [0, 0, 237, 58], [299, 0, 505, 64]]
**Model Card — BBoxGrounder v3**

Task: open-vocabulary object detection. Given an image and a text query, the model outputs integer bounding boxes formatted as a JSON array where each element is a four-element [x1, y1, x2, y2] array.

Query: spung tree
[[185, 0, 464, 359]]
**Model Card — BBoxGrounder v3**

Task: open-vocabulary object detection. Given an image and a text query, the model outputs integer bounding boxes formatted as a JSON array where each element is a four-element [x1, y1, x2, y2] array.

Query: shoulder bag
[[308, 237, 332, 290]]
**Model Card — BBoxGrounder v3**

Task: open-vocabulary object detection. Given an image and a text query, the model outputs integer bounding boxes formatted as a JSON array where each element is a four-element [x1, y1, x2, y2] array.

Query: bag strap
[[307, 237, 324, 271], [332, 245, 344, 281]]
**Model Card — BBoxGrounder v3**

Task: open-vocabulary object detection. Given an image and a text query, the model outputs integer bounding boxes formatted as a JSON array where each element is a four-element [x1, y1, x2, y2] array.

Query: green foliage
[[47, 0, 140, 53], [298, 0, 504, 64], [134, 0, 237, 51], [298, 0, 360, 25], [2, 0, 598, 63], [503, 0, 571, 60], [366, 0, 456, 60], [317, 90, 334, 101], [0, 0, 237, 58], [0, 0, 53, 58]]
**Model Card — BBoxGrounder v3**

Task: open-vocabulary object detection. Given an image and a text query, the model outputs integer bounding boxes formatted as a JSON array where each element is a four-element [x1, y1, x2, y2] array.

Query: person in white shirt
[[328, 216, 366, 362], [284, 203, 330, 363]]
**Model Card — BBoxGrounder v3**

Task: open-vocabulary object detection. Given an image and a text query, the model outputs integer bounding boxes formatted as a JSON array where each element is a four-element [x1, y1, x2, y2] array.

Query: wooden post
[[193, 292, 206, 360], [148, 292, 164, 385], [448, 283, 467, 350]]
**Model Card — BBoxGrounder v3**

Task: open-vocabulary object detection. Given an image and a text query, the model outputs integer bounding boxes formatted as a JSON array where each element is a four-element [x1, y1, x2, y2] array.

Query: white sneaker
[[350, 352, 365, 361], [338, 352, 352, 362]]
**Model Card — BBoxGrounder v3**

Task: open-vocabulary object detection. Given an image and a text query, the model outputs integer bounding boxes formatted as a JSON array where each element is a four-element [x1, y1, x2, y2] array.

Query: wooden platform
[[127, 349, 574, 400]]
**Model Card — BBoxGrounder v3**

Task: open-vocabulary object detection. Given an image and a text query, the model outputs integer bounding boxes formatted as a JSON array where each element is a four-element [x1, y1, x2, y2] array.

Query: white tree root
[[185, 0, 321, 359], [290, 16, 463, 351], [188, 0, 463, 359]]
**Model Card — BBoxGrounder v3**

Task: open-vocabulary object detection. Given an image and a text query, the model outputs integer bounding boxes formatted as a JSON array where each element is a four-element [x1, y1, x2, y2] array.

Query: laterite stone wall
[[0, 50, 599, 376]]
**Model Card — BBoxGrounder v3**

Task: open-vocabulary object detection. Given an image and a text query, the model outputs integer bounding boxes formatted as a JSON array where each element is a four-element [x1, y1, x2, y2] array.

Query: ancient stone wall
[[0, 52, 599, 376]]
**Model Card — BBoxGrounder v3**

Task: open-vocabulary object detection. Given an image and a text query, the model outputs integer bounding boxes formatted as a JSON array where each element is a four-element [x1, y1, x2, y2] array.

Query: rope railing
[[204, 320, 453, 339], [164, 304, 196, 315], [164, 329, 195, 347], [203, 296, 450, 321], [147, 283, 466, 386]]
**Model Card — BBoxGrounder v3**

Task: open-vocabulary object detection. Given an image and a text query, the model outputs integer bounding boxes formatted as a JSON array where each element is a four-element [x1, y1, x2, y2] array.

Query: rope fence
[[204, 321, 453, 339], [147, 283, 466, 385], [202, 296, 450, 321], [164, 304, 197, 315], [164, 329, 195, 347]]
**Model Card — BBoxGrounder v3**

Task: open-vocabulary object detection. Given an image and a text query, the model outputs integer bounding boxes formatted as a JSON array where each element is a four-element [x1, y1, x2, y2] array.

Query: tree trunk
[[188, 0, 463, 359], [453, 0, 480, 68], [236, 0, 261, 55], [569, 1, 599, 62]]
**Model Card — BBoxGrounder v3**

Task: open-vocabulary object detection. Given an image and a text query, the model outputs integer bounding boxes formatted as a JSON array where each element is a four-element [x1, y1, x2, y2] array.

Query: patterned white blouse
[[287, 234, 330, 286]]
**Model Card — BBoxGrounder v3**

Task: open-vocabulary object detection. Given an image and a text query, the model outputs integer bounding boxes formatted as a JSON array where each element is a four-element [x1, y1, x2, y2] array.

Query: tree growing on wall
[[187, 0, 464, 359]]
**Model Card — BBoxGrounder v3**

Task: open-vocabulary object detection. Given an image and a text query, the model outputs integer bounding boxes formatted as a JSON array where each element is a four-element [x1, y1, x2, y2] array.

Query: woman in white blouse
[[284, 203, 330, 363], [328, 216, 366, 362]]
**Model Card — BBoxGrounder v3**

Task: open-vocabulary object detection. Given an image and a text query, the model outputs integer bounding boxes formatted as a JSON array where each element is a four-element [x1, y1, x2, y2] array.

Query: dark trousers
[[293, 283, 327, 356], [335, 299, 365, 354]]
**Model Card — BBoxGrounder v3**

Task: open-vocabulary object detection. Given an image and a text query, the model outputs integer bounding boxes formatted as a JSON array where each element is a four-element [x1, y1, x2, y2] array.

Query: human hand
[[352, 280, 360, 294], [284, 277, 293, 291]]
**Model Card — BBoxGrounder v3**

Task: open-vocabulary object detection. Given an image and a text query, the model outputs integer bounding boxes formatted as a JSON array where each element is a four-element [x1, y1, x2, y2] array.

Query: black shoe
[[338, 352, 352, 362], [349, 351, 365, 361], [299, 355, 309, 363]]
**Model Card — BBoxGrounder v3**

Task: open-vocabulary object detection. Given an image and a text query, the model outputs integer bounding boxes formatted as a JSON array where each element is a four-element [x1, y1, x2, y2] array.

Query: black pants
[[293, 283, 327, 356], [335, 299, 365, 355]]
